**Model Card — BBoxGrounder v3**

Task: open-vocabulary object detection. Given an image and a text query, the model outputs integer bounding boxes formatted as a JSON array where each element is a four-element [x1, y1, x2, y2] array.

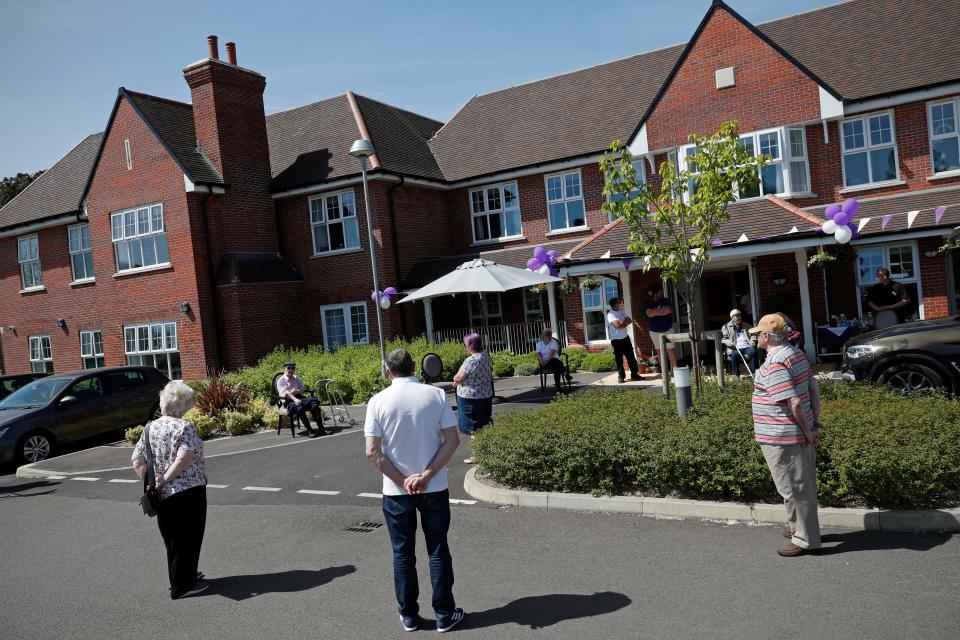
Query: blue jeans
[[730, 346, 758, 376], [456, 396, 492, 435], [382, 490, 457, 624]]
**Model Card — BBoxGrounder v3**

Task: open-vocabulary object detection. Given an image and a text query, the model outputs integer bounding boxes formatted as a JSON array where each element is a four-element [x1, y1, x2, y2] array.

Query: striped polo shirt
[[751, 344, 814, 445]]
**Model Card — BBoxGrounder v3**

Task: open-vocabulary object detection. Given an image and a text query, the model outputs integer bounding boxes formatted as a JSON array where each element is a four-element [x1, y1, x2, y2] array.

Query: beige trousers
[[760, 443, 821, 549]]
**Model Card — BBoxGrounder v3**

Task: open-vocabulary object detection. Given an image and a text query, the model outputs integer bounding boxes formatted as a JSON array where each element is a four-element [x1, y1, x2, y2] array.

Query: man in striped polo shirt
[[749, 314, 822, 557]]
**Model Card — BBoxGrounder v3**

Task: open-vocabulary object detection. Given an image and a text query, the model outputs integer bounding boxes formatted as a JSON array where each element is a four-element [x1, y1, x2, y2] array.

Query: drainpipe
[[386, 174, 408, 336], [200, 191, 227, 373]]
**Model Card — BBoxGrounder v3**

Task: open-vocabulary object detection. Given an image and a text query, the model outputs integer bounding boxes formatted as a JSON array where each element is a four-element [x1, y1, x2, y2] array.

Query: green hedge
[[472, 380, 960, 509]]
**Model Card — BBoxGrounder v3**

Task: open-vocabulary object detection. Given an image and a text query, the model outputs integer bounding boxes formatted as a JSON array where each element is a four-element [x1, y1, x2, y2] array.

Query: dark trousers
[[287, 397, 323, 430], [156, 485, 207, 599], [730, 346, 758, 376], [611, 336, 639, 380], [382, 489, 457, 625], [541, 357, 568, 387]]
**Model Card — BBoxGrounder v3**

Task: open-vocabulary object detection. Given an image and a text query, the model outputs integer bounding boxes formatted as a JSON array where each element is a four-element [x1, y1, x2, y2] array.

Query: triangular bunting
[[906, 210, 919, 229], [881, 214, 892, 229], [737, 233, 749, 243], [788, 226, 799, 234], [600, 250, 611, 259], [935, 206, 946, 224], [857, 217, 870, 232]]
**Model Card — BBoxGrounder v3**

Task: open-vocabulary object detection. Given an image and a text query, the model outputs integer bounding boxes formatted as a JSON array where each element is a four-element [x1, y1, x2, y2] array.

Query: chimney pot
[[225, 42, 237, 65], [207, 35, 219, 60]]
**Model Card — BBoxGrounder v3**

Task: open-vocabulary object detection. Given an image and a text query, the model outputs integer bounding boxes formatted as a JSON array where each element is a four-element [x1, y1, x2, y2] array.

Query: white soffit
[[819, 86, 844, 120], [627, 123, 649, 157]]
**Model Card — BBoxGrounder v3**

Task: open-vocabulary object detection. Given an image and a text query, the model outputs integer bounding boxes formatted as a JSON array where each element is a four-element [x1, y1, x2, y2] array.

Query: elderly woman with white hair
[[132, 380, 209, 599]]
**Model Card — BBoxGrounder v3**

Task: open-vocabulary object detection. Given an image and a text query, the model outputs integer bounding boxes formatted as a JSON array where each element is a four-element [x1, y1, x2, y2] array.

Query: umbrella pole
[[480, 292, 506, 404]]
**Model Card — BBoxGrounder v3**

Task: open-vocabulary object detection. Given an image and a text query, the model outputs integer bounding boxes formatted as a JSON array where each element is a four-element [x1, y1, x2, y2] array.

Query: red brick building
[[2, 1, 960, 378]]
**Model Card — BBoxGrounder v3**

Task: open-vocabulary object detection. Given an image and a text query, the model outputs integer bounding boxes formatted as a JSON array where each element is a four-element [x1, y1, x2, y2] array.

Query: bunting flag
[[881, 214, 892, 230], [935, 206, 946, 224], [600, 250, 611, 259], [857, 217, 870, 232], [622, 258, 632, 271], [906, 210, 920, 229], [788, 226, 799, 234], [711, 237, 723, 246], [737, 233, 749, 243]]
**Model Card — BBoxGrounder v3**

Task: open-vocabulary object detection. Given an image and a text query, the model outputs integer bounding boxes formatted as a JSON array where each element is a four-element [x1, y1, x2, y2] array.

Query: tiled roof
[[0, 132, 102, 230], [266, 93, 444, 192], [124, 90, 224, 185], [805, 186, 960, 237]]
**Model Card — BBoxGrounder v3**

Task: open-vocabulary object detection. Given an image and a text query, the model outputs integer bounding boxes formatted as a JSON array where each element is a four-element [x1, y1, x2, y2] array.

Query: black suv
[[841, 316, 960, 393], [0, 373, 49, 401], [0, 366, 169, 465]]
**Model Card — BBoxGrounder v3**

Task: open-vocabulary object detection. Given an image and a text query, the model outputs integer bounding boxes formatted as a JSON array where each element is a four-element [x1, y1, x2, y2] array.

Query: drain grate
[[344, 520, 384, 533]]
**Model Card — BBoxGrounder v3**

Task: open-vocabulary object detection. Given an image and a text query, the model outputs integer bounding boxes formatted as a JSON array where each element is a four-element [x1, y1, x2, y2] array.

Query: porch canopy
[[399, 258, 561, 343]]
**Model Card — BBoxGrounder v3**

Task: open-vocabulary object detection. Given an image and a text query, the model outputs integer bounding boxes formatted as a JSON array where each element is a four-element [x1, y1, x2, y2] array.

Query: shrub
[[580, 350, 617, 372], [246, 397, 279, 431], [222, 410, 256, 437], [490, 350, 516, 377], [563, 347, 587, 372], [194, 369, 251, 414], [472, 380, 960, 509], [513, 362, 539, 377], [184, 408, 222, 440], [125, 425, 143, 445]]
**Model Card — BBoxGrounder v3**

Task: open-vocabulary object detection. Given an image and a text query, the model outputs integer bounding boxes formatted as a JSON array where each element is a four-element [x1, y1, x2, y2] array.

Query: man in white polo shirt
[[364, 349, 465, 633]]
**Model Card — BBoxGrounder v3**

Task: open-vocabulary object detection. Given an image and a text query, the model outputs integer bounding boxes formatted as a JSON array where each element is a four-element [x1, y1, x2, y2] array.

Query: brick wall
[[755, 252, 802, 320], [919, 244, 950, 319]]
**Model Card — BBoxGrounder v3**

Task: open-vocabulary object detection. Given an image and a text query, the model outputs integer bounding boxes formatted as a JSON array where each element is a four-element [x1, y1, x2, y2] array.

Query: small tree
[[601, 121, 767, 391]]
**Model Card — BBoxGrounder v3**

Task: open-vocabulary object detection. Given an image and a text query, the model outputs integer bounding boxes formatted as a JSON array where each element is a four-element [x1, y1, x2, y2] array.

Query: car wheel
[[18, 431, 54, 464], [150, 404, 161, 421], [878, 363, 944, 394]]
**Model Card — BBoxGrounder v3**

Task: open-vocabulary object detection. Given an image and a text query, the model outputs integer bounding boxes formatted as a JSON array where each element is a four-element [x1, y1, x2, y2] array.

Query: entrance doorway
[[700, 267, 753, 332]]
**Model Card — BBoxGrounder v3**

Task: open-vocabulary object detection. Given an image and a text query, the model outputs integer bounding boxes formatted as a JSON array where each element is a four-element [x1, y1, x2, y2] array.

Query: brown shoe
[[777, 543, 809, 557], [783, 526, 793, 539]]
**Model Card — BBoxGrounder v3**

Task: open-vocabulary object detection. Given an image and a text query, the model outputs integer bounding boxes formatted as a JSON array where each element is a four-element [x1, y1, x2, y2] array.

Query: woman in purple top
[[453, 333, 493, 464], [132, 380, 209, 599]]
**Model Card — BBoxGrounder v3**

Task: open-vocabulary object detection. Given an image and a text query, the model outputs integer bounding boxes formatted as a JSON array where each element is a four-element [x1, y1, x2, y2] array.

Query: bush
[[490, 350, 516, 377], [513, 362, 539, 377], [472, 380, 960, 509], [194, 369, 251, 414], [184, 408, 222, 440], [246, 397, 279, 431], [222, 410, 256, 437], [579, 350, 617, 372], [125, 425, 143, 445]]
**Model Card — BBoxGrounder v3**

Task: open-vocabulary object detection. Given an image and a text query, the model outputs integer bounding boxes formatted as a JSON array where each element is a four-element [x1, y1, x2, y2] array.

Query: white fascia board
[[0, 213, 80, 238], [845, 82, 960, 116], [452, 155, 602, 189], [271, 175, 366, 199], [819, 86, 844, 120], [184, 174, 196, 192], [627, 124, 649, 157]]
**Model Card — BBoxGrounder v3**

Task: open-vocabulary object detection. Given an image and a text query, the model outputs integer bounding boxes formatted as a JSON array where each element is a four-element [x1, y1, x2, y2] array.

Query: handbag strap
[[142, 422, 156, 491]]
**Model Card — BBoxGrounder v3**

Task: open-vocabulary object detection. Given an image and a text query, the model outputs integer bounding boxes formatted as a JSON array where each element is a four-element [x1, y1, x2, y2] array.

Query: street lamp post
[[350, 138, 387, 377]]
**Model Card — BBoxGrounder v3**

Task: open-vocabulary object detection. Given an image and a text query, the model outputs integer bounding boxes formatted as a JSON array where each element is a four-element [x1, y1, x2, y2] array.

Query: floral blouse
[[456, 352, 493, 400], [132, 416, 206, 499]]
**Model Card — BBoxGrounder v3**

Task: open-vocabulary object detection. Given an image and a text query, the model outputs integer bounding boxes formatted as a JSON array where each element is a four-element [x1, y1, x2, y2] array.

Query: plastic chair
[[421, 352, 444, 383]]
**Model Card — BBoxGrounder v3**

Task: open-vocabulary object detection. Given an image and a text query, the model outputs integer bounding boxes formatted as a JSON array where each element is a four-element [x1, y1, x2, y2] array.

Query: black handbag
[[139, 422, 162, 517]]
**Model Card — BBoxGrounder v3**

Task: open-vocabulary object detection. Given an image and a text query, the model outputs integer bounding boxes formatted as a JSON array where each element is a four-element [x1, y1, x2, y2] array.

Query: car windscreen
[[0, 377, 72, 409]]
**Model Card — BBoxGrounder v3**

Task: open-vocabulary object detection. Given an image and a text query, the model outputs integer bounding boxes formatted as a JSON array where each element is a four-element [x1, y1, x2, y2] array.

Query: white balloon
[[822, 219, 837, 234], [379, 296, 391, 310], [834, 225, 852, 244], [538, 264, 550, 274]]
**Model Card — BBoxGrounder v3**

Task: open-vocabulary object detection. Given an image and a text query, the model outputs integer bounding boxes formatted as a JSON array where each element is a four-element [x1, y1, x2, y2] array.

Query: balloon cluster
[[821, 198, 860, 244], [371, 286, 398, 310], [526, 246, 560, 277]]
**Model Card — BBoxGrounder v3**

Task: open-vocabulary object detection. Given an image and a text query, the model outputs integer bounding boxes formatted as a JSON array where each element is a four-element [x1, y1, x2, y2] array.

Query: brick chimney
[[183, 37, 277, 253]]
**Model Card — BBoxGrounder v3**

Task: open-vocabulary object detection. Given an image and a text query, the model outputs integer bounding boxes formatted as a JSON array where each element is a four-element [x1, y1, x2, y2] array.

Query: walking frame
[[315, 378, 358, 427]]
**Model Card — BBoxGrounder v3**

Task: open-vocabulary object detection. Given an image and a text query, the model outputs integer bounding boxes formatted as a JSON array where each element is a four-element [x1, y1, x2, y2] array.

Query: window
[[841, 112, 898, 187], [67, 376, 104, 402], [470, 182, 522, 242], [524, 288, 545, 324], [80, 330, 104, 369], [607, 159, 646, 221], [321, 302, 368, 351], [737, 131, 785, 198], [29, 335, 53, 373], [124, 139, 132, 170], [856, 244, 920, 321], [929, 99, 960, 174], [125, 321, 180, 379], [468, 293, 502, 325], [68, 224, 95, 282], [788, 128, 810, 193], [582, 277, 620, 342], [105, 370, 146, 392], [18, 235, 42, 290], [111, 203, 169, 272], [545, 170, 586, 231], [310, 190, 360, 254]]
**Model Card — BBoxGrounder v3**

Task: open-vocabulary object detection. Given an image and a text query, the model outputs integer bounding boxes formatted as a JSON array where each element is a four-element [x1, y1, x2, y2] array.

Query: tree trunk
[[685, 278, 702, 392]]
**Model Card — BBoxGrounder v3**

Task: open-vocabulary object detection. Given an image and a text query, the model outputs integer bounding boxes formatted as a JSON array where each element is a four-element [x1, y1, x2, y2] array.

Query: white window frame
[[68, 223, 95, 283], [469, 181, 523, 244], [544, 169, 587, 232], [787, 127, 811, 194], [468, 293, 502, 325], [581, 277, 620, 344], [928, 97, 960, 176], [124, 138, 132, 170], [319, 302, 369, 351], [840, 110, 900, 188], [110, 203, 169, 274], [309, 189, 361, 256], [29, 335, 53, 373], [523, 288, 545, 323], [606, 158, 646, 222], [80, 329, 104, 369], [17, 234, 43, 291], [124, 321, 180, 379], [854, 241, 924, 320]]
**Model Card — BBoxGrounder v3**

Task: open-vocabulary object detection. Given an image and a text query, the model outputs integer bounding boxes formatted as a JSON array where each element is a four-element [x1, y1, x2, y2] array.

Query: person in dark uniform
[[867, 268, 911, 325]]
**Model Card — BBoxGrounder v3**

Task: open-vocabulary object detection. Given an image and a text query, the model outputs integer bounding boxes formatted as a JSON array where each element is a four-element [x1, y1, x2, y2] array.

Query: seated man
[[721, 309, 758, 377], [535, 329, 572, 391], [277, 361, 328, 437]]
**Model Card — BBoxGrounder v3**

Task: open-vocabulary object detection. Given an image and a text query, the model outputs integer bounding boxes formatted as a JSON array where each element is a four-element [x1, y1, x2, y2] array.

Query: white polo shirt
[[606, 309, 629, 340], [364, 376, 458, 496], [535, 339, 558, 362]]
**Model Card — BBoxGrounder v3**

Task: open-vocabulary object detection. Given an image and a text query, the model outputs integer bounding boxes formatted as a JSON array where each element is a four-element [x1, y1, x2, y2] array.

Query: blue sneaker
[[436, 608, 465, 633], [400, 615, 421, 632]]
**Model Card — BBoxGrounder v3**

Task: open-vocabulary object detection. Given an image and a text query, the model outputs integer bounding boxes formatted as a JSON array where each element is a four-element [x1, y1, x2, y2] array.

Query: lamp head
[[349, 138, 375, 159]]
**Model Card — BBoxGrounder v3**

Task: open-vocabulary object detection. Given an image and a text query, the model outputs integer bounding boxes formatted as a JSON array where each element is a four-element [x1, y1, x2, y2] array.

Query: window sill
[[839, 180, 905, 194], [310, 247, 363, 259], [780, 192, 817, 199], [113, 263, 172, 278], [546, 226, 591, 237], [19, 286, 46, 295], [70, 278, 95, 287], [928, 169, 960, 181], [472, 236, 526, 247]]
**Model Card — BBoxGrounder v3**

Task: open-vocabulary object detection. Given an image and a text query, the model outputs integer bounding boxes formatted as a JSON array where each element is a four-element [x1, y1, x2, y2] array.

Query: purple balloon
[[841, 198, 859, 217], [825, 204, 841, 220], [527, 257, 544, 271], [833, 211, 850, 227], [533, 246, 548, 261], [848, 223, 859, 240], [546, 250, 559, 262], [549, 266, 560, 278], [371, 290, 379, 301], [382, 286, 397, 296]]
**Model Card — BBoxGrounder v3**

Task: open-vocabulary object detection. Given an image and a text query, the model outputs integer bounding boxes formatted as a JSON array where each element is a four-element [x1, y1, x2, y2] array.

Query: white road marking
[[449, 499, 477, 505], [207, 484, 228, 489], [72, 477, 99, 482], [297, 489, 341, 495], [108, 478, 138, 483], [357, 492, 383, 499], [45, 475, 66, 480], [242, 486, 282, 492]]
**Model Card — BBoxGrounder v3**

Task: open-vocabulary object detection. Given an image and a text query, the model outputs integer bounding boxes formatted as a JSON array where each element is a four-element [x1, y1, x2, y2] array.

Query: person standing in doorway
[[607, 297, 641, 383], [748, 314, 822, 557], [644, 286, 678, 371], [867, 268, 911, 325], [364, 349, 465, 633]]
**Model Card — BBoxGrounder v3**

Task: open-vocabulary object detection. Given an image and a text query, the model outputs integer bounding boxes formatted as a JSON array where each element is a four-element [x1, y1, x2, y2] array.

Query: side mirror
[[58, 395, 79, 407]]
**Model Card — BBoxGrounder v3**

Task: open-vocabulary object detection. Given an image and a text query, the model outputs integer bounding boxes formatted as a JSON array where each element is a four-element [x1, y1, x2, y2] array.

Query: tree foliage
[[601, 120, 767, 390], [0, 170, 45, 208]]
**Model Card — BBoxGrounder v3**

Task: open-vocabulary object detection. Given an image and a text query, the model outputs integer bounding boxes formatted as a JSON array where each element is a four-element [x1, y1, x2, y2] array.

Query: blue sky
[[0, 0, 832, 177]]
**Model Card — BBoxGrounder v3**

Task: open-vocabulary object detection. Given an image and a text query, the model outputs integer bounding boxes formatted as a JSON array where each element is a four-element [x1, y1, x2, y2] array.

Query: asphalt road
[[1, 376, 959, 639]]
